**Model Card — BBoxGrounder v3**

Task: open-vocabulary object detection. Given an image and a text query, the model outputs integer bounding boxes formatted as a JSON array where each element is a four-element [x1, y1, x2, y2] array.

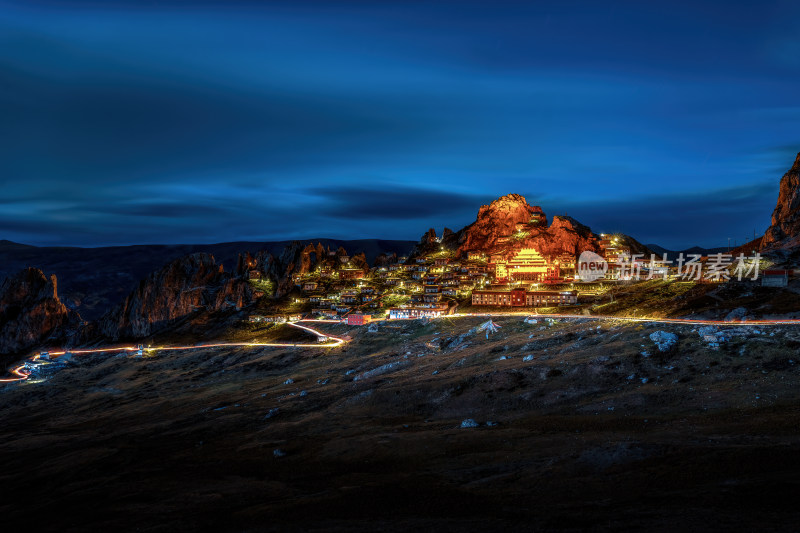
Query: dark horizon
[[2, 0, 798, 249]]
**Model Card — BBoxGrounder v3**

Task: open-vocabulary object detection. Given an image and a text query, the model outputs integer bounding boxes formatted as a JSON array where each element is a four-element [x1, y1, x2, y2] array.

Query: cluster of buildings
[[280, 239, 585, 320], [471, 287, 578, 307], [252, 218, 777, 324], [279, 251, 492, 321], [280, 229, 629, 320]]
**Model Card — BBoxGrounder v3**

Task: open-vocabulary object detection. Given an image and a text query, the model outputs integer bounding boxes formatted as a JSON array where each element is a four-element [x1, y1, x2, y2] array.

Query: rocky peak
[[475, 194, 544, 221], [0, 267, 81, 355], [458, 194, 548, 254], [350, 252, 369, 270], [762, 152, 800, 250], [420, 228, 438, 245], [98, 253, 254, 340], [513, 215, 600, 258], [374, 252, 398, 267]]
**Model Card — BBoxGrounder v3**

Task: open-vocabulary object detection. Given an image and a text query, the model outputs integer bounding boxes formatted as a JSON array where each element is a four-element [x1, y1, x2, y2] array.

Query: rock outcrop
[[515, 214, 599, 258], [99, 253, 254, 340], [413, 194, 599, 261], [458, 194, 547, 253], [409, 194, 604, 261], [373, 252, 398, 267], [762, 152, 800, 250], [0, 268, 81, 354], [267, 242, 322, 297]]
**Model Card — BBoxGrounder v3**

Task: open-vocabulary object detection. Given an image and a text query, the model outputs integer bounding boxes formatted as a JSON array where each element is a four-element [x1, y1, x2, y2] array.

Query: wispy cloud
[[0, 1, 797, 247]]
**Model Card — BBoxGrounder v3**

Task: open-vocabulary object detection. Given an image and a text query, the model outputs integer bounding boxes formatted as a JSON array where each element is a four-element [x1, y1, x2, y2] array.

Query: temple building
[[472, 287, 577, 307], [494, 248, 561, 282]]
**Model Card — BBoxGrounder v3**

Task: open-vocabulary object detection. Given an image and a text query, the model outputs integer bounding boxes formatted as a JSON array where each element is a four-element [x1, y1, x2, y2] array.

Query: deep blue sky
[[1, 0, 799, 249]]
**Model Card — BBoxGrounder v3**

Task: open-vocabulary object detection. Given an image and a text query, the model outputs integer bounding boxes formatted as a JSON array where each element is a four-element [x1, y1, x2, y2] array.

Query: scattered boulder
[[352, 360, 410, 381], [698, 326, 718, 337], [698, 325, 725, 347], [649, 331, 678, 352], [724, 307, 748, 322], [460, 418, 480, 428]]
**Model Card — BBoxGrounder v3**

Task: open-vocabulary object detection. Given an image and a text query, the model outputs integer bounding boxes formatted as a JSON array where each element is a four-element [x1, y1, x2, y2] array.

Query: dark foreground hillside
[[1, 317, 799, 531]]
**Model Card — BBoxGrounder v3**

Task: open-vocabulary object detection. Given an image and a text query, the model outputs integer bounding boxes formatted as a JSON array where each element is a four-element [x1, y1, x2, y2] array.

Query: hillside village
[[250, 196, 785, 326]]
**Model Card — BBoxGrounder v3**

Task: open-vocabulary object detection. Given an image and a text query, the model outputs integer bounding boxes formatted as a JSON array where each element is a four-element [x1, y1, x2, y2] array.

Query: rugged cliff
[[413, 193, 600, 260], [457, 194, 547, 253], [0, 268, 81, 355], [512, 214, 601, 258], [98, 253, 254, 340], [247, 242, 327, 298], [762, 152, 800, 250]]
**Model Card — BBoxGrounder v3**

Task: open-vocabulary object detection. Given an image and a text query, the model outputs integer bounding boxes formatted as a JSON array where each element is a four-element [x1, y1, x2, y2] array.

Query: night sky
[[2, 1, 799, 249]]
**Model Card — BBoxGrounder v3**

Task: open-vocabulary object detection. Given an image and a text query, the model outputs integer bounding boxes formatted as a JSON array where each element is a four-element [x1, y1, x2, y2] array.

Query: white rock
[[649, 331, 678, 352]]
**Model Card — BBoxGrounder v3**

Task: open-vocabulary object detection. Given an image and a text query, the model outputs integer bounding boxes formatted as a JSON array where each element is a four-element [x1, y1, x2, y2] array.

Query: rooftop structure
[[494, 247, 559, 282], [472, 288, 577, 307]]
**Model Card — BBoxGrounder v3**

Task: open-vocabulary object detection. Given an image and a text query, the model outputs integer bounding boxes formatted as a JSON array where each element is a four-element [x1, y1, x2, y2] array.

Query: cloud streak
[[0, 1, 798, 248]]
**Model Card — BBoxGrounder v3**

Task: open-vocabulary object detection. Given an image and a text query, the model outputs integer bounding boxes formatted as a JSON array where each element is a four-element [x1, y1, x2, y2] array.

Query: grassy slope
[[1, 316, 799, 531]]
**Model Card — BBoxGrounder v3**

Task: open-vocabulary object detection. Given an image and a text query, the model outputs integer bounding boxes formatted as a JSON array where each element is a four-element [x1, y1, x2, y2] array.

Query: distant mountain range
[[0, 239, 416, 320]]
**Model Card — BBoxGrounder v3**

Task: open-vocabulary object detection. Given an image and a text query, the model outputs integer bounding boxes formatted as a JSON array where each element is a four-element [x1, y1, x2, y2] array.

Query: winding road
[[0, 320, 346, 384], [450, 311, 800, 327], [2, 312, 797, 384]]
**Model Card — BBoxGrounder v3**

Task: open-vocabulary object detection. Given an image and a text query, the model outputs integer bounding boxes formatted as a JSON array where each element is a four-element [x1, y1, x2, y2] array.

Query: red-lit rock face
[[99, 253, 254, 340], [458, 194, 546, 253], [762, 153, 800, 250], [457, 194, 598, 259], [0, 268, 78, 354], [519, 215, 600, 258]]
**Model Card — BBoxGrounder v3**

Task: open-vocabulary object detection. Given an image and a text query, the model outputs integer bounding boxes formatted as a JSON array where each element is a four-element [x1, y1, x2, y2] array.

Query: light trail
[[448, 312, 800, 327], [0, 321, 345, 384], [4, 311, 797, 384]]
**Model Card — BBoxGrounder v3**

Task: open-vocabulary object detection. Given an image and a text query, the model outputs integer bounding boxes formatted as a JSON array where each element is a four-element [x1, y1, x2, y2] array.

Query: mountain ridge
[[0, 239, 416, 320]]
